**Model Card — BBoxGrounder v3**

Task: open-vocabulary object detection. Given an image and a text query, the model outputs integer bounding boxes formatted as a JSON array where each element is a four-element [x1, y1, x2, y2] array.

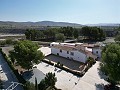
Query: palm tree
[[45, 72, 57, 88], [38, 79, 46, 90], [35, 77, 38, 90], [38, 72, 57, 90]]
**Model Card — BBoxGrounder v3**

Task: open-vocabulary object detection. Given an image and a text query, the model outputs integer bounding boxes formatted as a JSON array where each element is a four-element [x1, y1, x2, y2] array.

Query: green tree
[[60, 27, 74, 38], [9, 50, 15, 64], [0, 79, 3, 89], [55, 33, 65, 42], [38, 79, 46, 90], [24, 81, 35, 90], [5, 38, 13, 44], [25, 29, 32, 40], [25, 29, 39, 41], [0, 40, 6, 46], [100, 44, 120, 85], [9, 40, 44, 70], [73, 29, 79, 38], [115, 35, 120, 41], [35, 77, 38, 90], [36, 31, 44, 39], [81, 26, 105, 40], [44, 72, 57, 87], [43, 29, 56, 40], [38, 72, 57, 90]]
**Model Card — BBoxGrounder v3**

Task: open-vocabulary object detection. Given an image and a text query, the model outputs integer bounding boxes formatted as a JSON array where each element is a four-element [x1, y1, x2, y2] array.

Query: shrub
[[42, 59, 54, 66], [60, 63, 63, 67], [0, 49, 26, 85], [57, 62, 60, 65]]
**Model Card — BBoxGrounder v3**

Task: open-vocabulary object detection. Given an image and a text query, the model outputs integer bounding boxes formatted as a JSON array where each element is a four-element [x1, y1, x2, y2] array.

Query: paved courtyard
[[34, 61, 108, 90], [45, 55, 82, 71], [38, 47, 51, 56], [35, 46, 109, 89], [39, 46, 82, 71]]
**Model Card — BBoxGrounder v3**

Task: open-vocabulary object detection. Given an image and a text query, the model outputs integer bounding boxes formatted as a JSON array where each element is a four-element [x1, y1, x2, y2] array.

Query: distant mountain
[[0, 21, 119, 27], [36, 21, 83, 27], [86, 23, 120, 27], [0, 21, 83, 27]]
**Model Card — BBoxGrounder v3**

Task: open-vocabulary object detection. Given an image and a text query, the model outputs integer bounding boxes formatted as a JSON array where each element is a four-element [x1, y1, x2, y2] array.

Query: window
[[67, 51, 69, 54], [60, 49, 62, 53], [57, 53, 59, 56], [96, 51, 98, 54], [70, 52, 74, 56]]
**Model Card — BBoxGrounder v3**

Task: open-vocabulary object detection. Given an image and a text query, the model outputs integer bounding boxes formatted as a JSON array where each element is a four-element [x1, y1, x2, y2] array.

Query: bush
[[57, 62, 60, 65], [0, 48, 2, 51], [5, 39, 13, 45], [0, 41, 6, 46], [0, 49, 26, 85], [60, 63, 63, 67], [14, 69, 26, 84], [42, 59, 54, 66], [55, 63, 84, 77]]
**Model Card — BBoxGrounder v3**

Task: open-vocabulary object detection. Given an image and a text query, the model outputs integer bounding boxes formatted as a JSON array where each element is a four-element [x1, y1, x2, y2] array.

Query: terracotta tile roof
[[52, 44, 98, 59], [52, 45, 77, 51]]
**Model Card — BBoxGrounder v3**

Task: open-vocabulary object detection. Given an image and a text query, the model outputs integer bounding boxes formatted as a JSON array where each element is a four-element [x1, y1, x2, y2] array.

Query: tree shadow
[[45, 64, 49, 67], [97, 63, 108, 80], [96, 64, 120, 90], [54, 67, 57, 71], [22, 70, 34, 80], [95, 63, 108, 90], [57, 69, 62, 73], [95, 83, 104, 90]]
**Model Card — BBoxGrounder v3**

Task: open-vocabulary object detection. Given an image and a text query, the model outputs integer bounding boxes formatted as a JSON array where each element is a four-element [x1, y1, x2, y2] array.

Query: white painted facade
[[51, 42, 102, 63], [92, 47, 102, 59], [51, 47, 87, 63]]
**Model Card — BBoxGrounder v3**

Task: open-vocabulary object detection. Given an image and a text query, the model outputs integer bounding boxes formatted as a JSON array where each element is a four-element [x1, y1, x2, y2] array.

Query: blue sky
[[0, 0, 120, 24]]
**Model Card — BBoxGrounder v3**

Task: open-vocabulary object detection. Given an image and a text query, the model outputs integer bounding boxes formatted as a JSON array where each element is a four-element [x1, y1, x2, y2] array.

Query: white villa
[[50, 42, 101, 63]]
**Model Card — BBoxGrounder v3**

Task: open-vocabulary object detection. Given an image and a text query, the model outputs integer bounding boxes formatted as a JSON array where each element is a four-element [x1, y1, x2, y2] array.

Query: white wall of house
[[50, 42, 60, 46], [92, 48, 101, 59], [72, 51, 87, 63], [51, 47, 87, 63]]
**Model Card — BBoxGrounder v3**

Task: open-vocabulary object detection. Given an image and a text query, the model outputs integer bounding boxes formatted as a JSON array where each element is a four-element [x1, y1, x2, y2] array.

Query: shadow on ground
[[22, 70, 34, 80], [22, 69, 45, 84], [45, 54, 83, 71]]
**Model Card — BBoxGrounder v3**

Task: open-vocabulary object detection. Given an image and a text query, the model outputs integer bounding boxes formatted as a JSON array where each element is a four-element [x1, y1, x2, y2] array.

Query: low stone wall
[[42, 59, 84, 77]]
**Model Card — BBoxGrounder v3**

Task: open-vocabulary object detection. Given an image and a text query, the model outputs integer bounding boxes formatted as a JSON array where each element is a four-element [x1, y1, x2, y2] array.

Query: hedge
[[0, 48, 26, 84], [55, 64, 84, 77], [42, 59, 54, 66], [42, 59, 84, 77]]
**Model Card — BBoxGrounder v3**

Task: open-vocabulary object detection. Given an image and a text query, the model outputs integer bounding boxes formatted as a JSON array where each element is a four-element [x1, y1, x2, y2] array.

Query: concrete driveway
[[38, 47, 51, 56]]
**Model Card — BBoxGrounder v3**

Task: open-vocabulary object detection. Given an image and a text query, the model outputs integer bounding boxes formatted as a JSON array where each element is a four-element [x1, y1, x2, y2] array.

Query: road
[[0, 53, 24, 90]]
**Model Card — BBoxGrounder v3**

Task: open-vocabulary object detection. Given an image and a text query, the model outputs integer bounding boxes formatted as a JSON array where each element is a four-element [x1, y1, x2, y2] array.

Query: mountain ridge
[[0, 21, 119, 27]]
